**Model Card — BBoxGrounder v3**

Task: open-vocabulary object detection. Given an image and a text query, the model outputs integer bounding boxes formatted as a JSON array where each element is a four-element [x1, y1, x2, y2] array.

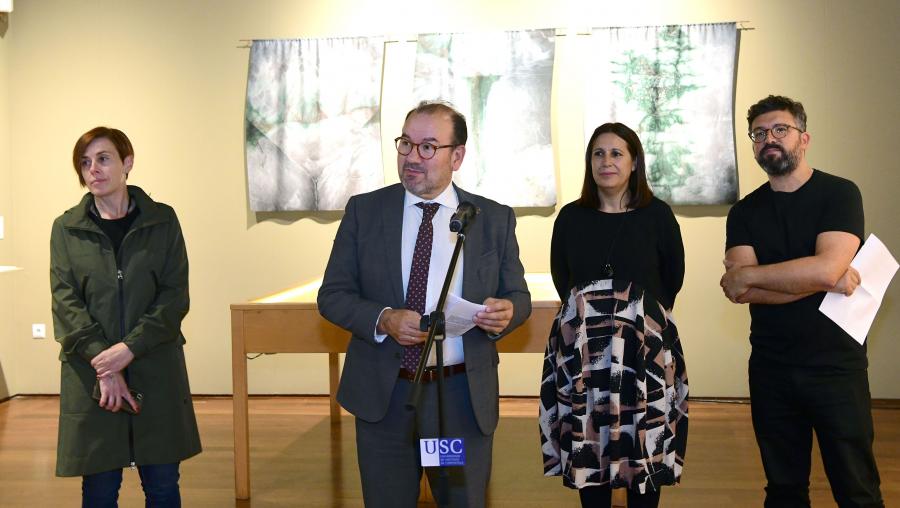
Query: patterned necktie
[[400, 202, 441, 371]]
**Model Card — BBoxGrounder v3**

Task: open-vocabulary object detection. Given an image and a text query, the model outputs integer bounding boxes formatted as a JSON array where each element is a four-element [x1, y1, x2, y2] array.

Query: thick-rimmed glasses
[[394, 137, 457, 160], [748, 124, 804, 143]]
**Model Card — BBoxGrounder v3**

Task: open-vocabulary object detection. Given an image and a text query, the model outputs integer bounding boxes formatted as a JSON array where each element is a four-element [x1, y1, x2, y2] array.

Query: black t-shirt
[[551, 197, 685, 309], [725, 169, 866, 369], [88, 203, 140, 256]]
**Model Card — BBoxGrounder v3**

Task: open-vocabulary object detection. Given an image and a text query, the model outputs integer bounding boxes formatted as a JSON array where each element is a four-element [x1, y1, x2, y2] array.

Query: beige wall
[[1, 0, 898, 398], [0, 13, 12, 400]]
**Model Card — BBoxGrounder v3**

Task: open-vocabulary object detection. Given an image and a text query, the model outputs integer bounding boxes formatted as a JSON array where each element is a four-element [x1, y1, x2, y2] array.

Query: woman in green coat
[[50, 126, 201, 507]]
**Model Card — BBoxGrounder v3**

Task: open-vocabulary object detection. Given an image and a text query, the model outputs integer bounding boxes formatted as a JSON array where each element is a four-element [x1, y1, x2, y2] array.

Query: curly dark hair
[[747, 95, 807, 131]]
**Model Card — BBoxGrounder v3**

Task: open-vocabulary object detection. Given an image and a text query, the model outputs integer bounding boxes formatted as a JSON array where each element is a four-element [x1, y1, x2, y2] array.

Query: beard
[[755, 143, 799, 176], [400, 163, 447, 199]]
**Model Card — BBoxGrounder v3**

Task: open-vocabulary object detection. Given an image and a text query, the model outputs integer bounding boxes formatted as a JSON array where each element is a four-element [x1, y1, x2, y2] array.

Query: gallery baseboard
[[3, 393, 900, 410]]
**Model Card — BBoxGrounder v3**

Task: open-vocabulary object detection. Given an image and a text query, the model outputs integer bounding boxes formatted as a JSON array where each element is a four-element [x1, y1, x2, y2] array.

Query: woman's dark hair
[[576, 122, 653, 210], [72, 127, 134, 187]]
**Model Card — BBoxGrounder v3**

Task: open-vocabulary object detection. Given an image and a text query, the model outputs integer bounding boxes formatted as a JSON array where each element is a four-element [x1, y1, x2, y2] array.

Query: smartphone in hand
[[92, 382, 143, 415]]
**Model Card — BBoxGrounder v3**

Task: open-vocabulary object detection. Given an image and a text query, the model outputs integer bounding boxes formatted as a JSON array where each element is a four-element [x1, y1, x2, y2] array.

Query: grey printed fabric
[[539, 279, 688, 493]]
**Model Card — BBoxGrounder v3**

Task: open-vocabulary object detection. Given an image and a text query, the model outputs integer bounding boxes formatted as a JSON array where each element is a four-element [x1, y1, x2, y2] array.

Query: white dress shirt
[[374, 184, 465, 367]]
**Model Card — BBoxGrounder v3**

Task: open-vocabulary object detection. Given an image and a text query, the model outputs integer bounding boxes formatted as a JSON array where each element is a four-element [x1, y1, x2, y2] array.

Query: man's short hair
[[747, 95, 808, 132], [405, 100, 468, 146]]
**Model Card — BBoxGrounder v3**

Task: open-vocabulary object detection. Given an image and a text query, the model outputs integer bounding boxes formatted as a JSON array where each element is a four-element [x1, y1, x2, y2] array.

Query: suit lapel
[[383, 184, 406, 307], [455, 185, 482, 303]]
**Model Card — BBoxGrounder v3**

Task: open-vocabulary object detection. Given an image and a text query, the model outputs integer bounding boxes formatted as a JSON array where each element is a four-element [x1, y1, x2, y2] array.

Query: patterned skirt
[[539, 279, 689, 493]]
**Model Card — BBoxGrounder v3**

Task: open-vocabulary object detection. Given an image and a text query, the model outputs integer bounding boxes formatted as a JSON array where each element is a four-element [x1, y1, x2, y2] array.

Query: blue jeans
[[82, 462, 181, 508]]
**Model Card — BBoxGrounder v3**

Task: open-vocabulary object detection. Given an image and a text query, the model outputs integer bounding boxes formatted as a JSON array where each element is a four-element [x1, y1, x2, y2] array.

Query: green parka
[[50, 186, 201, 477]]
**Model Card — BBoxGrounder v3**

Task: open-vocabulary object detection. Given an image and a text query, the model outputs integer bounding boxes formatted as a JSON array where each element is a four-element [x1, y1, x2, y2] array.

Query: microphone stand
[[406, 227, 466, 505]]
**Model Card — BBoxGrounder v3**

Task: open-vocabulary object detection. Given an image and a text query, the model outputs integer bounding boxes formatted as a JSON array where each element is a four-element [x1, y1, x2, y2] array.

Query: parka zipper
[[117, 268, 137, 469], [68, 197, 152, 471], [115, 214, 145, 471]]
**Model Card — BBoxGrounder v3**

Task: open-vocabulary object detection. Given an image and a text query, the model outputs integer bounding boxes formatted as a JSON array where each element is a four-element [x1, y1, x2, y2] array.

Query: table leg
[[328, 353, 341, 423], [232, 311, 251, 499], [612, 488, 626, 507]]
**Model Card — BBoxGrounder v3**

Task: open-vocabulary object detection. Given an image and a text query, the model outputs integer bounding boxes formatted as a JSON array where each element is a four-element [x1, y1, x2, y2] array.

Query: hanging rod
[[237, 21, 754, 47]]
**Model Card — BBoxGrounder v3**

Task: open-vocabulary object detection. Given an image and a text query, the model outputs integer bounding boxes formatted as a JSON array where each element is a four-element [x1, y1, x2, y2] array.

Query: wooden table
[[230, 275, 560, 500]]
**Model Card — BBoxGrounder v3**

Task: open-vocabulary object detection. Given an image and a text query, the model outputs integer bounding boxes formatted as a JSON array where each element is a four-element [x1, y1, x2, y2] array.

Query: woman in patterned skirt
[[539, 122, 689, 508]]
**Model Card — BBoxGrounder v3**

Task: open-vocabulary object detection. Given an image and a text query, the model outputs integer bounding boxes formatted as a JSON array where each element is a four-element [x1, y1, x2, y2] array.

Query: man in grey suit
[[318, 101, 531, 507]]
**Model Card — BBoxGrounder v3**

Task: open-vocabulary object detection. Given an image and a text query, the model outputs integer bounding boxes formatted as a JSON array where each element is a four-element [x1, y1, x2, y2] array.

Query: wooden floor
[[0, 396, 897, 507]]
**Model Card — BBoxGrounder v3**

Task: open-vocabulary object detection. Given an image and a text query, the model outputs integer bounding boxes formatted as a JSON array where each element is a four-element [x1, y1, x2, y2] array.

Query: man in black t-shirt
[[722, 95, 883, 507]]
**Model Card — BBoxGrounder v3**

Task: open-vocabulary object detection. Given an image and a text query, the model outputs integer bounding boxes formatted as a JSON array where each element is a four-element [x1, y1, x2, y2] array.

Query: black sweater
[[550, 197, 685, 309]]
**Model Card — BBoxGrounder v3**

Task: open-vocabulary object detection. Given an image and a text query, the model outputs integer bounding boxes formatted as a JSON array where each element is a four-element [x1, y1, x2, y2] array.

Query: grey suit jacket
[[318, 183, 531, 435]]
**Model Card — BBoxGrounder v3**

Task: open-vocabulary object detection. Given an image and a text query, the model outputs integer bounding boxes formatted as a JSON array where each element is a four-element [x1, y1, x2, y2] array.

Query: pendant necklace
[[601, 208, 629, 279]]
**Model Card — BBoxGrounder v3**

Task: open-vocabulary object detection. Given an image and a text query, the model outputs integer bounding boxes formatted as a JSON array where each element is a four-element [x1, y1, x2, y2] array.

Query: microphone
[[449, 201, 479, 233]]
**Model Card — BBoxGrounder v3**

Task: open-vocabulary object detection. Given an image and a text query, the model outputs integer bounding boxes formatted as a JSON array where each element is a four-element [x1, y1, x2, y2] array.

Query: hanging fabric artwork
[[413, 29, 557, 208], [584, 23, 739, 205], [244, 37, 385, 211]]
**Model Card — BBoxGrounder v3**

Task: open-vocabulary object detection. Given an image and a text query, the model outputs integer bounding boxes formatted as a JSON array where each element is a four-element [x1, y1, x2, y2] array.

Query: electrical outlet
[[32, 323, 46, 339]]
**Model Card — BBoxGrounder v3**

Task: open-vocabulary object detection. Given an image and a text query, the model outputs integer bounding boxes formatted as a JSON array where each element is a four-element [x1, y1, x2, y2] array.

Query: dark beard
[[755, 143, 798, 176]]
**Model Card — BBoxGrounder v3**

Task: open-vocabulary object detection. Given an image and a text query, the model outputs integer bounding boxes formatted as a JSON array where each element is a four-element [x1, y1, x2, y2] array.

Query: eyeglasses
[[394, 137, 457, 160], [748, 124, 804, 143]]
